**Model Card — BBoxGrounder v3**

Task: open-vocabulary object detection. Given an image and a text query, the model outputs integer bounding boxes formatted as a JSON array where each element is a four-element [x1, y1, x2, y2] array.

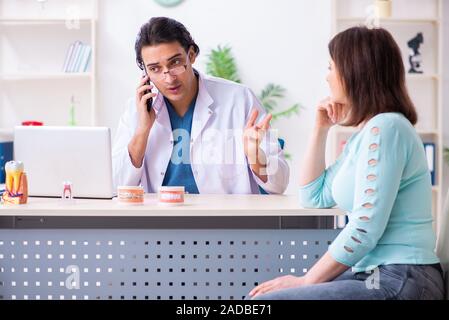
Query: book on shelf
[[423, 142, 436, 186], [0, 131, 13, 185], [62, 41, 92, 73], [336, 215, 348, 229]]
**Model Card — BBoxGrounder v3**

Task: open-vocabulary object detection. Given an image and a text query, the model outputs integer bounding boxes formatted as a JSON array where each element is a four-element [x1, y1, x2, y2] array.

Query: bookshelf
[[330, 0, 444, 233], [0, 0, 98, 132]]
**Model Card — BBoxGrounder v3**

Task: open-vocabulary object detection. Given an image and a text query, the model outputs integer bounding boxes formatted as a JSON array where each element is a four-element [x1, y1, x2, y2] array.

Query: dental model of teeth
[[1, 160, 28, 205]]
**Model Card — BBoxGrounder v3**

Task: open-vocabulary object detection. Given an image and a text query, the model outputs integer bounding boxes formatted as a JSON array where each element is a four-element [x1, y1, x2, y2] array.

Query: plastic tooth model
[[2, 160, 28, 205]]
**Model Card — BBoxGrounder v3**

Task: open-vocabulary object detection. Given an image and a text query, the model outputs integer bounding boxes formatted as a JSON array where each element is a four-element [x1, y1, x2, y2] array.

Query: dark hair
[[135, 17, 200, 70], [328, 26, 417, 126]]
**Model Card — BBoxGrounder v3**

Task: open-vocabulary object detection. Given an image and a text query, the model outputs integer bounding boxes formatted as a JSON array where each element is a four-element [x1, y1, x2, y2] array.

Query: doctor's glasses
[[146, 57, 189, 81]]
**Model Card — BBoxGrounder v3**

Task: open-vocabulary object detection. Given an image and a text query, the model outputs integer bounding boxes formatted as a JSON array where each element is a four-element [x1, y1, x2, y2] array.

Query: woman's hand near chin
[[316, 97, 347, 130]]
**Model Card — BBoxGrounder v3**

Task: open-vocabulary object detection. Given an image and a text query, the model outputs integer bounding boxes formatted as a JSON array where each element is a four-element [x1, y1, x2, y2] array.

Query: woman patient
[[249, 26, 444, 300]]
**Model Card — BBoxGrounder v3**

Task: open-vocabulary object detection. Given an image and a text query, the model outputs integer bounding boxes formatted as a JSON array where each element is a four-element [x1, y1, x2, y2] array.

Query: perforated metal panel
[[0, 229, 340, 300]]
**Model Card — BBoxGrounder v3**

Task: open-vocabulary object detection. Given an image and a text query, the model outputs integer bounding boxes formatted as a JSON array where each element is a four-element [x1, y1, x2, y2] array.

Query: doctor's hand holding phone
[[135, 72, 157, 135]]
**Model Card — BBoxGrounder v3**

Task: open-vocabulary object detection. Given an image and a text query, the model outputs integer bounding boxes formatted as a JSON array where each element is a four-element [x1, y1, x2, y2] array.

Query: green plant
[[206, 45, 241, 83], [444, 147, 449, 166], [205, 45, 303, 160], [258, 83, 301, 123]]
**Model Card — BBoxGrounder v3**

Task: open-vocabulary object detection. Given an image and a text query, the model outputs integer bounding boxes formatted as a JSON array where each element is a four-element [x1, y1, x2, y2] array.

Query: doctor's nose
[[163, 72, 178, 84]]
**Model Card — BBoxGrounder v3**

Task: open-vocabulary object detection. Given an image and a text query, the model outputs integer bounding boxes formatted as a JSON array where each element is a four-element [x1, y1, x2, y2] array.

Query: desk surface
[[0, 194, 344, 217]]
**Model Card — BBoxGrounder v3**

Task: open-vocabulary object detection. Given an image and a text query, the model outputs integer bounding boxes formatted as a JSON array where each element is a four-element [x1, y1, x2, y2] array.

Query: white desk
[[0, 194, 344, 216], [0, 194, 344, 301]]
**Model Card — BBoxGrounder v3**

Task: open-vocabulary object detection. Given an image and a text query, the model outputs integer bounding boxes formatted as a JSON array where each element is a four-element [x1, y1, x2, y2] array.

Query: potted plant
[[205, 45, 302, 159]]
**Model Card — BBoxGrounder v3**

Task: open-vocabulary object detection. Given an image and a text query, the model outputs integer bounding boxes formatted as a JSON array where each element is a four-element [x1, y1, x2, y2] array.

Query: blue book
[[62, 42, 76, 72], [0, 141, 13, 184], [72, 42, 85, 73], [67, 41, 82, 73], [79, 45, 92, 72], [336, 215, 348, 229], [423, 143, 436, 185]]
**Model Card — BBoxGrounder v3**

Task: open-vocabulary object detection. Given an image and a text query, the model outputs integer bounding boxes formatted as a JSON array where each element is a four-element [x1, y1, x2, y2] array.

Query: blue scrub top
[[161, 95, 200, 194]]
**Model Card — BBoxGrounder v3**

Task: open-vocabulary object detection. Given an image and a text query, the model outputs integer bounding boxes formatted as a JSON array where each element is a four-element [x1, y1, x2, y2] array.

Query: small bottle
[[19, 172, 28, 204], [68, 95, 77, 126]]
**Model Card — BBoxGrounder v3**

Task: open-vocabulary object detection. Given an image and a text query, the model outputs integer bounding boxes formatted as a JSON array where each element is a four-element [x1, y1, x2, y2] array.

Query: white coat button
[[160, 172, 165, 176]]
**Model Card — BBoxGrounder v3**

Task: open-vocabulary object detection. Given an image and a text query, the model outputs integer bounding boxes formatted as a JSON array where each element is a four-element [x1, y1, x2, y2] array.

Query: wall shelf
[[0, 72, 93, 81], [0, 18, 93, 26], [0, 0, 98, 129], [336, 17, 439, 23]]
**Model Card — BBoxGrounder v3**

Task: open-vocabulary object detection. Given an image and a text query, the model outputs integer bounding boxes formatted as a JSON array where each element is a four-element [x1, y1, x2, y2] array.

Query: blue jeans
[[249, 264, 445, 300]]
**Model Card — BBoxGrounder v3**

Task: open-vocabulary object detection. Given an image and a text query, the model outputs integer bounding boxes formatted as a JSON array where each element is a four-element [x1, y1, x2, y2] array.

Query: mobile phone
[[142, 70, 153, 112]]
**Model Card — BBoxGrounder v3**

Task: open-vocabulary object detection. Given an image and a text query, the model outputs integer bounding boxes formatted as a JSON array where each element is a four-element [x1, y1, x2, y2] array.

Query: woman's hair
[[135, 17, 200, 70], [328, 26, 417, 126]]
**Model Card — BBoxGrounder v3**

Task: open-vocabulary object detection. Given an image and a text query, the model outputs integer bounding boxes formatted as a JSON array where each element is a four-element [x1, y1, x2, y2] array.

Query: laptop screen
[[14, 126, 114, 199]]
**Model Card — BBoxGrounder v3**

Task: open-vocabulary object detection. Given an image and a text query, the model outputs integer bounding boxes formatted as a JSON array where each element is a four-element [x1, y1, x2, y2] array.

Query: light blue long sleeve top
[[299, 112, 439, 272]]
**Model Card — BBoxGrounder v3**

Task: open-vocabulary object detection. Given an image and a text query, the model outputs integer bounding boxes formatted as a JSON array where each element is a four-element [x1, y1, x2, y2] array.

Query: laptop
[[14, 126, 114, 199]]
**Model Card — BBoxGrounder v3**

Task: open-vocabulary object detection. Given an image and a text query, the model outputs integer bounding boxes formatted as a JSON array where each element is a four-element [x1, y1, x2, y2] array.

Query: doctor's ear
[[188, 47, 197, 64]]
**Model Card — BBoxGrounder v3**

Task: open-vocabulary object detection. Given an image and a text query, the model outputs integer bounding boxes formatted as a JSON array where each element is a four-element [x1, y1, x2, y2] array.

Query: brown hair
[[135, 17, 200, 71], [328, 26, 417, 126]]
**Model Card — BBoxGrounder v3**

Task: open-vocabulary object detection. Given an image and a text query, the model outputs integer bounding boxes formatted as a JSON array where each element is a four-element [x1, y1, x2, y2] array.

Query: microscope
[[407, 32, 424, 74]]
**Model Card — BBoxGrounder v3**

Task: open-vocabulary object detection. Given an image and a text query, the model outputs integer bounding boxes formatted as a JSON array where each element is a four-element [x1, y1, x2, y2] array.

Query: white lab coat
[[112, 71, 289, 194]]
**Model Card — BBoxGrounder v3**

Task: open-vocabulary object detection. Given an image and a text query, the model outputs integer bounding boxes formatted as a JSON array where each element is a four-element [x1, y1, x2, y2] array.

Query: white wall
[[96, 0, 333, 194], [96, 0, 448, 197]]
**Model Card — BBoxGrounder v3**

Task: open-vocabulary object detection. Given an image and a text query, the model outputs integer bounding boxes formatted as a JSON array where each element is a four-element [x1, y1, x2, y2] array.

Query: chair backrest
[[436, 188, 449, 300]]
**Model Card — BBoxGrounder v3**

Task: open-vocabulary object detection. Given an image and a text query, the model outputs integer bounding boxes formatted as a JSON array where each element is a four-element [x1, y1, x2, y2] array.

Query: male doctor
[[112, 17, 289, 194]]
